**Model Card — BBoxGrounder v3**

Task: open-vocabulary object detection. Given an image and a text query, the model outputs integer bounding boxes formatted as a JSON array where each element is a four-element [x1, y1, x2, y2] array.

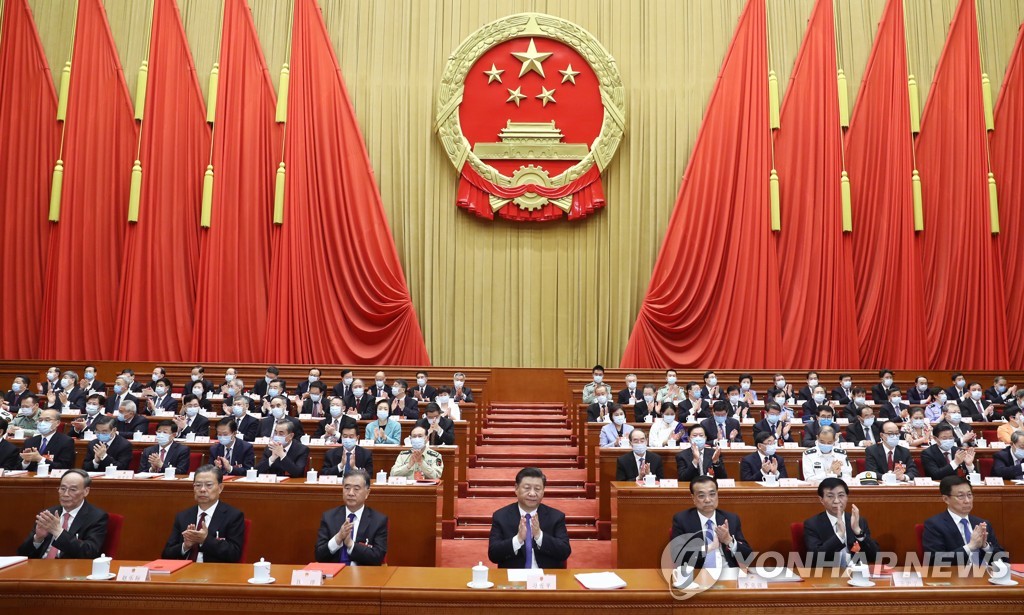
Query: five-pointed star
[[559, 64, 581, 84], [511, 38, 553, 78], [506, 86, 527, 107], [536, 86, 556, 107], [484, 64, 504, 84]]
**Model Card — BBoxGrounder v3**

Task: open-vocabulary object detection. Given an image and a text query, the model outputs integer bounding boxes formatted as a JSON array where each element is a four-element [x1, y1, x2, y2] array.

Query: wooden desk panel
[[610, 481, 1024, 569], [0, 478, 440, 567]]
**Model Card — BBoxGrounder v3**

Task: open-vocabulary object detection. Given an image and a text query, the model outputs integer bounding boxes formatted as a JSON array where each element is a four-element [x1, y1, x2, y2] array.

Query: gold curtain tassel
[[200, 165, 214, 228], [276, 64, 290, 123], [837, 69, 849, 128], [768, 70, 780, 130], [273, 162, 286, 224], [912, 169, 923, 232], [48, 160, 65, 222], [134, 61, 148, 121], [908, 74, 920, 134], [57, 61, 71, 121], [982, 73, 994, 131], [840, 171, 852, 232], [128, 160, 143, 222], [988, 172, 999, 234], [206, 63, 219, 124], [769, 168, 780, 231]]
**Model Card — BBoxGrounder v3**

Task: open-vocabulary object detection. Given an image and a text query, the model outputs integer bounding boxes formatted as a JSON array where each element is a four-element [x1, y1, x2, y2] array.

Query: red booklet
[[144, 559, 194, 574], [303, 563, 346, 578], [870, 564, 895, 577], [1011, 564, 1024, 576]]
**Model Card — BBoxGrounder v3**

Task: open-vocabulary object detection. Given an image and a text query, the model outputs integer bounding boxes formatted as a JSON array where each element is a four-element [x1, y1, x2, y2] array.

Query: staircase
[[454, 403, 599, 539]]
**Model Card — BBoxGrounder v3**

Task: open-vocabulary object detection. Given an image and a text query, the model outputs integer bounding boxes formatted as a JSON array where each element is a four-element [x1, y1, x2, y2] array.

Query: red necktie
[[160, 448, 167, 464], [887, 450, 894, 471], [188, 512, 207, 561], [45, 513, 71, 559]]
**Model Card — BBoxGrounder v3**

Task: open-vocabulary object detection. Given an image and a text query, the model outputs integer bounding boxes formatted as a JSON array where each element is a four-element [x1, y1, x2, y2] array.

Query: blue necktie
[[343, 452, 352, 476], [38, 437, 48, 455], [960, 518, 980, 565], [339, 513, 356, 563], [524, 513, 533, 568], [704, 519, 717, 567]]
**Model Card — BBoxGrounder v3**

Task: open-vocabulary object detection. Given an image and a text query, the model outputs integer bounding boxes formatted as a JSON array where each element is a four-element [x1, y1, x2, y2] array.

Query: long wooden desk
[[1, 560, 1022, 614], [595, 445, 1009, 538], [610, 481, 1024, 569], [0, 477, 441, 567]]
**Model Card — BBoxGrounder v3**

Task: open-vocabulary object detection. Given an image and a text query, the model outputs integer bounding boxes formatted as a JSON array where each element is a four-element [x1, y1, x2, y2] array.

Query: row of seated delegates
[[14, 465, 391, 567], [668, 475, 1008, 570]]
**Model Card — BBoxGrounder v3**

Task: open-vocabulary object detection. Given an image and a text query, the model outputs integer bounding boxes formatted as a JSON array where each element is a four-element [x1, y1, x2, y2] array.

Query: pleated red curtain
[[0, 0, 59, 359], [914, 0, 1008, 369], [263, 0, 429, 365], [773, 0, 858, 369], [621, 0, 780, 369], [844, 0, 927, 369], [992, 25, 1024, 370], [191, 0, 281, 363], [114, 0, 209, 361], [37, 0, 137, 360]]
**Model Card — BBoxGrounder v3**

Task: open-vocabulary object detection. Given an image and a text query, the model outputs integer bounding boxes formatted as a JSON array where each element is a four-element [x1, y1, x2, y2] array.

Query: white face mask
[[454, 380, 464, 388], [596, 395, 608, 405], [308, 375, 318, 383], [775, 379, 786, 388], [707, 377, 717, 387], [232, 406, 245, 417], [330, 407, 343, 418], [352, 387, 364, 397], [593, 375, 603, 384], [375, 379, 385, 388], [626, 381, 636, 390], [343, 377, 353, 386], [155, 433, 171, 446], [85, 404, 100, 416], [191, 374, 201, 382], [666, 376, 677, 385], [416, 378, 426, 387], [410, 437, 426, 450], [643, 395, 654, 404], [192, 387, 204, 396], [377, 411, 389, 422], [271, 407, 284, 419], [155, 386, 167, 396], [436, 395, 450, 405], [808, 379, 818, 387], [225, 373, 234, 381], [185, 406, 200, 417]]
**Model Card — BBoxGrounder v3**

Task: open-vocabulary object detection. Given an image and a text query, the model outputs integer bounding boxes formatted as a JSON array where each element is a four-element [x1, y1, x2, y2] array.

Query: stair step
[[467, 468, 587, 482], [464, 486, 586, 498], [474, 459, 580, 468], [484, 421, 571, 429], [483, 428, 573, 436], [480, 438, 573, 446]]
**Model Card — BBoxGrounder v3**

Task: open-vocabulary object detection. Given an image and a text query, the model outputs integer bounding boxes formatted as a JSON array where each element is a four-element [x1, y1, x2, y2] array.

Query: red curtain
[[37, 0, 137, 360], [773, 0, 858, 369], [263, 0, 429, 364], [191, 0, 281, 363], [993, 25, 1024, 370], [914, 0, 1008, 369], [844, 0, 927, 369], [0, 0, 59, 359], [621, 0, 781, 368], [114, 0, 209, 361]]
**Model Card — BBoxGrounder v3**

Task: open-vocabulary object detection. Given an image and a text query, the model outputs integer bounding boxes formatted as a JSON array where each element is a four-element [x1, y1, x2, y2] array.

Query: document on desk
[[0, 556, 27, 571], [748, 567, 803, 582], [574, 571, 627, 589], [508, 568, 544, 582]]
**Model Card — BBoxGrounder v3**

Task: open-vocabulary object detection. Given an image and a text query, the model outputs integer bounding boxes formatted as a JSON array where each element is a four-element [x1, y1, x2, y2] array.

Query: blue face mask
[[714, 415, 727, 424], [632, 444, 647, 457], [96, 432, 113, 443], [156, 433, 171, 446], [764, 444, 778, 456], [817, 443, 834, 454], [692, 390, 702, 399], [766, 413, 780, 425], [1013, 447, 1024, 460], [691, 436, 706, 449], [938, 439, 955, 452], [342, 437, 357, 450], [113, 385, 124, 395], [819, 418, 833, 427], [218, 435, 233, 446], [272, 435, 286, 445]]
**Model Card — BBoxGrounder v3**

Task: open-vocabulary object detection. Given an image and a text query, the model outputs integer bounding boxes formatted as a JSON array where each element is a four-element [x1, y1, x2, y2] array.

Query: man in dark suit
[[145, 378, 179, 416], [314, 399, 348, 442], [618, 373, 641, 406], [795, 372, 819, 403], [939, 407, 977, 447], [871, 369, 897, 404], [0, 418, 21, 470], [19, 409, 75, 471], [921, 423, 977, 480], [586, 385, 614, 422], [4, 375, 33, 411], [633, 385, 660, 423], [721, 385, 749, 419], [411, 371, 437, 403], [864, 421, 918, 482], [17, 469, 108, 559], [82, 416, 132, 472], [801, 406, 843, 448], [922, 476, 1008, 567], [322, 422, 374, 477], [257, 396, 305, 438], [959, 383, 997, 422], [369, 371, 391, 402], [67, 393, 107, 439], [752, 402, 794, 444], [40, 366, 61, 395], [676, 425, 727, 481], [678, 382, 711, 421], [251, 366, 279, 399], [118, 369, 143, 394], [991, 429, 1024, 480], [140, 420, 192, 474], [175, 395, 210, 439], [846, 405, 881, 447], [831, 374, 855, 406], [210, 417, 255, 476], [669, 476, 753, 569], [80, 366, 105, 397], [908, 375, 934, 405], [488, 467, 571, 568], [700, 402, 742, 444], [803, 477, 880, 567], [331, 369, 354, 400], [878, 389, 909, 424], [300, 381, 329, 418], [114, 400, 148, 436], [256, 419, 309, 477], [985, 375, 1016, 405], [740, 432, 789, 481], [46, 370, 86, 411], [615, 429, 665, 481], [295, 368, 323, 398], [452, 372, 474, 403], [229, 397, 260, 441], [699, 371, 722, 402], [389, 379, 419, 419], [945, 373, 968, 403], [416, 403, 455, 446], [105, 377, 139, 415], [344, 380, 375, 419], [162, 465, 245, 562], [314, 469, 388, 564]]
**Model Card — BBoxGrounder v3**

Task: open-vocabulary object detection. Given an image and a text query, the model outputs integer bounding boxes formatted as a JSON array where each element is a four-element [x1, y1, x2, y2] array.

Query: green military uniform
[[390, 447, 443, 479]]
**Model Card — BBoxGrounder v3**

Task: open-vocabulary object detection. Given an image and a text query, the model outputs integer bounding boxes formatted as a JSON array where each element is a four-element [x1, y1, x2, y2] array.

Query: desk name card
[[116, 566, 150, 582]]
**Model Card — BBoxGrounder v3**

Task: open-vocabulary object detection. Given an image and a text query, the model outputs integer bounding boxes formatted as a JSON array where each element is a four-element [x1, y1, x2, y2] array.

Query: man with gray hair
[[47, 370, 85, 411], [991, 430, 1024, 480], [314, 469, 388, 565], [17, 468, 108, 559], [114, 399, 148, 436]]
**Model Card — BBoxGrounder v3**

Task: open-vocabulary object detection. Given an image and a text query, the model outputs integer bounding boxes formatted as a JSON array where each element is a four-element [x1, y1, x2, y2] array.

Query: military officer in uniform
[[389, 426, 443, 479], [802, 426, 852, 482]]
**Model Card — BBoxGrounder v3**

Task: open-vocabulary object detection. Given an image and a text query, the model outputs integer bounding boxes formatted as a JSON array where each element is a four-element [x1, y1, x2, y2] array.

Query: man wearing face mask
[[369, 371, 391, 401], [587, 385, 614, 423], [753, 402, 794, 444], [323, 420, 374, 477], [296, 368, 323, 397], [676, 425, 727, 481], [140, 420, 191, 474], [740, 432, 789, 481], [68, 393, 106, 439], [618, 373, 640, 406], [256, 420, 310, 477], [846, 405, 882, 447], [46, 370, 86, 412], [5, 375, 33, 411], [258, 397, 305, 439], [986, 375, 1016, 404], [259, 378, 290, 409], [831, 374, 855, 406], [82, 416, 132, 471], [997, 406, 1024, 444], [679, 382, 711, 421], [959, 382, 996, 422], [332, 369, 354, 400], [452, 372, 473, 403], [766, 373, 793, 402], [301, 381, 329, 418], [700, 402, 742, 444], [147, 378, 179, 416], [582, 365, 605, 405], [879, 388, 909, 424], [343, 379, 375, 419], [210, 418, 255, 476], [230, 397, 260, 442], [990, 429, 1024, 480], [119, 369, 143, 394], [416, 403, 455, 446], [20, 409, 76, 470], [412, 371, 437, 403], [366, 401, 400, 444], [114, 400, 148, 436], [600, 407, 634, 447], [871, 369, 897, 405], [842, 387, 869, 421], [908, 375, 933, 405], [174, 395, 210, 440], [801, 385, 832, 419], [390, 426, 443, 479], [188, 366, 214, 395], [722, 385, 750, 420], [144, 367, 168, 392], [796, 372, 820, 403], [39, 366, 62, 395], [315, 398, 348, 443], [864, 421, 918, 481], [633, 384, 660, 423], [939, 401, 976, 446], [801, 406, 844, 448], [802, 427, 852, 482], [0, 418, 22, 470], [616, 430, 664, 481], [105, 376, 139, 415], [9, 394, 42, 437], [252, 365, 279, 398], [700, 371, 722, 402], [945, 372, 968, 403], [921, 423, 976, 480], [389, 379, 419, 420]]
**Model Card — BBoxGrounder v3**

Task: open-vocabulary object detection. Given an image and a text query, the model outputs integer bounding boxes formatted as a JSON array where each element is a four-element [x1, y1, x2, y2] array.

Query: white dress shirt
[[327, 505, 364, 565], [511, 506, 544, 569], [182, 500, 219, 562], [697, 511, 738, 563], [32, 501, 84, 552], [946, 509, 976, 556]]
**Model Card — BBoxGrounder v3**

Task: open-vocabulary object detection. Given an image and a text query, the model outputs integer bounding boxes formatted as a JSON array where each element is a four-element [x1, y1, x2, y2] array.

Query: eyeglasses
[[822, 493, 848, 501], [193, 482, 217, 491], [57, 487, 82, 494], [950, 493, 974, 501], [692, 492, 718, 501]]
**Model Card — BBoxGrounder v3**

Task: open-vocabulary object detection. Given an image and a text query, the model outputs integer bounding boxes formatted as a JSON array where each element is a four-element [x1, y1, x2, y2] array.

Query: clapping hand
[[34, 510, 63, 540], [830, 459, 844, 474], [147, 452, 163, 471], [338, 518, 355, 549], [267, 440, 285, 460], [711, 446, 722, 463], [182, 523, 208, 549], [967, 522, 988, 551], [761, 457, 778, 475], [714, 518, 733, 547], [850, 504, 862, 536]]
